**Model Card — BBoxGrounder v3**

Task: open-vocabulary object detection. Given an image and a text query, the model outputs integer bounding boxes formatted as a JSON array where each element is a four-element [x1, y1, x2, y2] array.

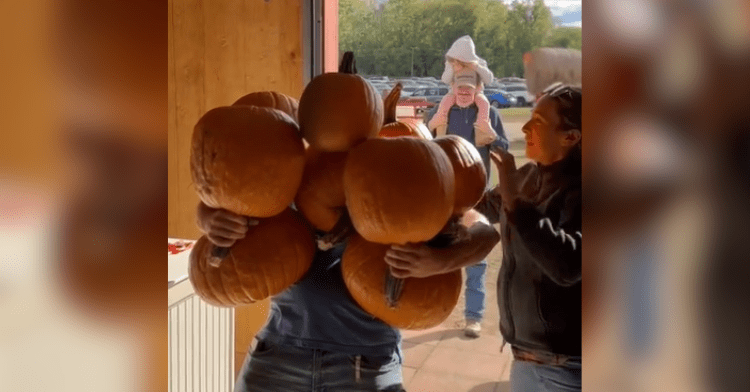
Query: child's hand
[[448, 58, 475, 73]]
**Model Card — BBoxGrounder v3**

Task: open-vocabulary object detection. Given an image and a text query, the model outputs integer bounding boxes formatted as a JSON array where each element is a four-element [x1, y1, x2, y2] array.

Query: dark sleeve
[[473, 190, 502, 225], [489, 108, 509, 150], [506, 190, 581, 286]]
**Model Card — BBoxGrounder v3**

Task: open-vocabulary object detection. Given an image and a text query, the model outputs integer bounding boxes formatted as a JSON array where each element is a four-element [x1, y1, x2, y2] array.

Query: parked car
[[501, 83, 535, 106], [485, 90, 517, 108], [367, 80, 391, 91], [409, 86, 450, 105], [367, 75, 389, 83], [400, 86, 421, 97], [394, 79, 419, 86], [498, 77, 526, 84]]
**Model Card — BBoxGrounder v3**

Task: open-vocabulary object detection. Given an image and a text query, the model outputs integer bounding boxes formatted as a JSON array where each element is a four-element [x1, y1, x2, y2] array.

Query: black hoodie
[[477, 147, 581, 356]]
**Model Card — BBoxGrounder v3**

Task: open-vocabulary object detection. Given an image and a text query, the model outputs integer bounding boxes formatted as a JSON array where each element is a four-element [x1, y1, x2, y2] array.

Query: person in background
[[478, 84, 582, 391], [426, 35, 509, 338], [197, 203, 500, 392]]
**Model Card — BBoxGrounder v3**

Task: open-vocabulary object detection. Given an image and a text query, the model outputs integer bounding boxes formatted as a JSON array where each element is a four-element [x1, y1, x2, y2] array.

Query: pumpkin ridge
[[241, 249, 260, 301], [256, 234, 272, 300], [204, 255, 232, 306], [201, 123, 214, 201], [189, 239, 219, 305], [228, 251, 254, 303], [218, 253, 244, 304], [194, 244, 219, 303]]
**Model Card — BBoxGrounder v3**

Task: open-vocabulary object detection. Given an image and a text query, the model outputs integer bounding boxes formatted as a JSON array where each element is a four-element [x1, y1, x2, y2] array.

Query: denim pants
[[234, 340, 406, 392], [510, 357, 582, 392], [465, 260, 487, 322]]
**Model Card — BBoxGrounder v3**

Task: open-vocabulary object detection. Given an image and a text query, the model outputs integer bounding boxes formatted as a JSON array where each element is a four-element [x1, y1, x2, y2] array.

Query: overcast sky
[[504, 0, 582, 27], [372, 0, 582, 28], [544, 0, 582, 27], [500, 0, 581, 27]]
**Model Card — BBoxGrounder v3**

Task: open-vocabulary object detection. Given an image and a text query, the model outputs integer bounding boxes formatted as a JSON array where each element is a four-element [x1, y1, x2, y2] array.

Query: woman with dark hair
[[479, 84, 582, 391]]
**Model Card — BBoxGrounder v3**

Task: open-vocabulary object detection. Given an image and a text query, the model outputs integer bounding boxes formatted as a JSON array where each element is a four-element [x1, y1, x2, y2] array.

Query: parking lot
[[368, 75, 535, 108]]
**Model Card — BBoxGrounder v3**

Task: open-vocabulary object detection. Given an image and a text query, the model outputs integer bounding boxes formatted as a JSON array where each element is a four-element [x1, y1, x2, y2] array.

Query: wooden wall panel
[[244, 0, 304, 97], [203, 0, 246, 109], [168, 0, 304, 239], [169, 0, 307, 385], [168, 0, 179, 243], [170, 0, 206, 240]]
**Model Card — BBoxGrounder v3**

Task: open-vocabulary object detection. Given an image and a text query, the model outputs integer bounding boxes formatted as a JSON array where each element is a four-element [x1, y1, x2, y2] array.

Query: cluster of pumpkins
[[188, 52, 488, 330]]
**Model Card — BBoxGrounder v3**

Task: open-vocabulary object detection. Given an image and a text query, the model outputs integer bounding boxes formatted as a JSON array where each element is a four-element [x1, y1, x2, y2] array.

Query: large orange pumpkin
[[343, 137, 455, 244], [190, 105, 306, 218], [433, 135, 488, 215], [298, 52, 383, 151], [294, 148, 348, 232], [341, 234, 462, 329], [188, 208, 315, 307], [232, 91, 299, 122], [378, 83, 432, 140]]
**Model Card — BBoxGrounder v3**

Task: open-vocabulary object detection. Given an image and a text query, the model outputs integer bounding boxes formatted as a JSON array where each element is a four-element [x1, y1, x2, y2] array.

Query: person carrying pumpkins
[[196, 201, 500, 392], [426, 35, 509, 338], [474, 83, 582, 392]]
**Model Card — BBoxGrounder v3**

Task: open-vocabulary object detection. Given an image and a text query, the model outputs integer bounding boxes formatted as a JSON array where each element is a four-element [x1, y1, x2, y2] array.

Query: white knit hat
[[441, 35, 494, 86]]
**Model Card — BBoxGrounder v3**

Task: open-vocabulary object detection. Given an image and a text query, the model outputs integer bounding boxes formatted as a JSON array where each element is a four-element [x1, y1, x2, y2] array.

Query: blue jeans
[[510, 357, 582, 392], [234, 340, 405, 392], [465, 260, 487, 321], [626, 233, 655, 359]]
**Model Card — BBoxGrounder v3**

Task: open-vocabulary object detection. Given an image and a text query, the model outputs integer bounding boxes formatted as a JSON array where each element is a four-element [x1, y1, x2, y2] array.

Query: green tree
[[472, 0, 510, 78], [505, 0, 554, 76], [417, 1, 479, 76], [338, 0, 560, 79], [544, 27, 582, 50]]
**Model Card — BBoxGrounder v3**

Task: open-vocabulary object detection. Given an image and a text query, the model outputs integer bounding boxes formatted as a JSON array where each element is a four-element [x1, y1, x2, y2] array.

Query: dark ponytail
[[541, 84, 582, 134]]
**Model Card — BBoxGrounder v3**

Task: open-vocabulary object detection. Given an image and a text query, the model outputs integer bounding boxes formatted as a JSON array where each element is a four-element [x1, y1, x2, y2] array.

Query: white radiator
[[169, 239, 235, 392]]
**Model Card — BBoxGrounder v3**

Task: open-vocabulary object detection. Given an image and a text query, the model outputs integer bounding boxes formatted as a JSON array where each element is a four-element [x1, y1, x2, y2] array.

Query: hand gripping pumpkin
[[341, 137, 461, 325], [341, 234, 462, 330], [378, 83, 433, 140], [298, 52, 383, 152], [189, 208, 315, 307]]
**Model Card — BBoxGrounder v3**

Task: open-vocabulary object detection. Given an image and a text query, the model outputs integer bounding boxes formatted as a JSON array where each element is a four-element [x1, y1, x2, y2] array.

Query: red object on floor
[[168, 240, 195, 255]]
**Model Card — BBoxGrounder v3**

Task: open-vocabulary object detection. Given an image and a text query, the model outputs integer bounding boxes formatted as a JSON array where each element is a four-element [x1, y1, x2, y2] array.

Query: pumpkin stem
[[383, 83, 403, 125], [384, 271, 405, 309], [317, 209, 355, 251], [208, 246, 230, 267], [338, 51, 358, 74]]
